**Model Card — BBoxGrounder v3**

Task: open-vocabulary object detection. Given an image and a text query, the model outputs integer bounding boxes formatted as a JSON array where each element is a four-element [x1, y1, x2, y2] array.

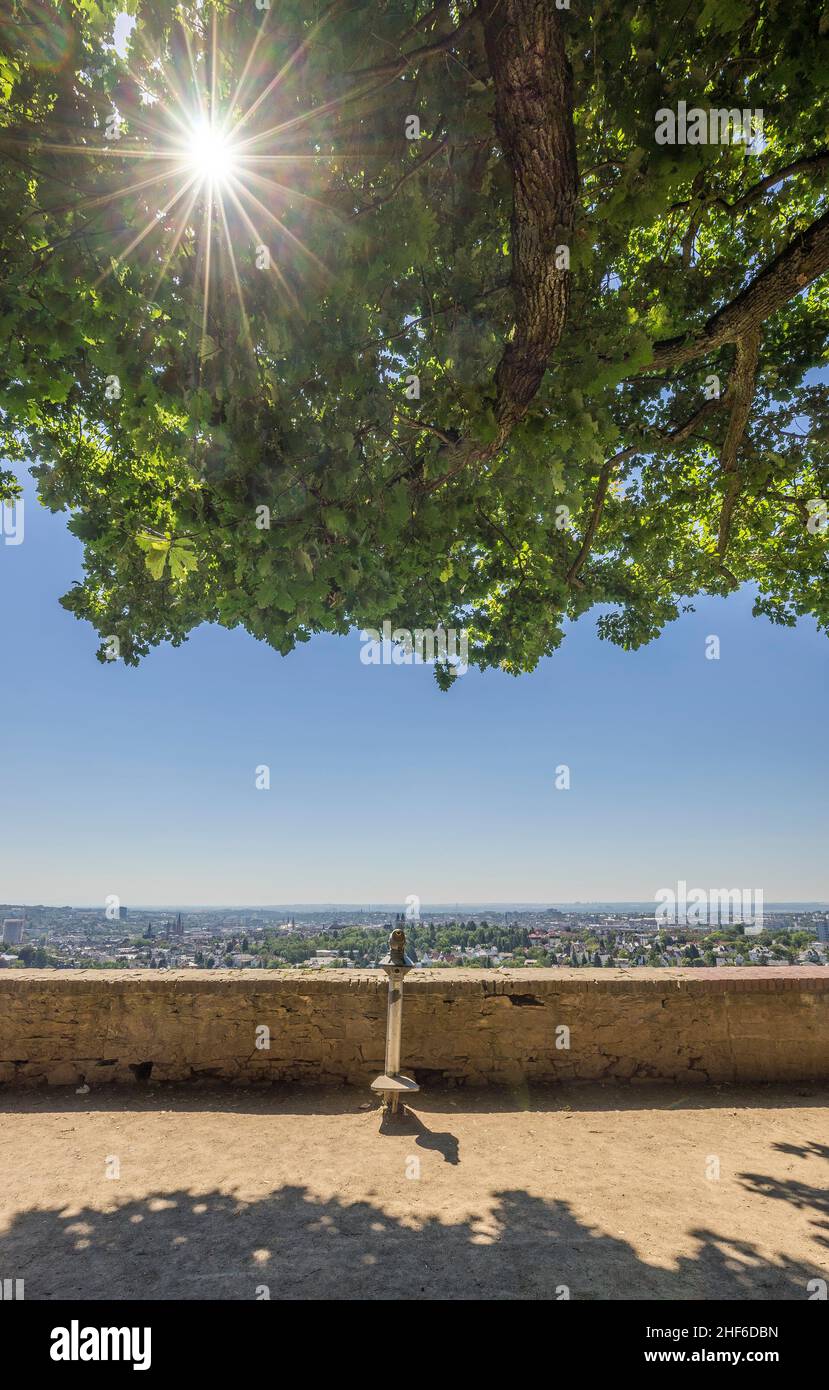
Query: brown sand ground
[[1, 1083, 826, 1300]]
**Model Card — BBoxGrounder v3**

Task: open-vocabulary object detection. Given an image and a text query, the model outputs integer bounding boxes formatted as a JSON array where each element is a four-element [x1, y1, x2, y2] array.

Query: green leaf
[[168, 540, 198, 581]]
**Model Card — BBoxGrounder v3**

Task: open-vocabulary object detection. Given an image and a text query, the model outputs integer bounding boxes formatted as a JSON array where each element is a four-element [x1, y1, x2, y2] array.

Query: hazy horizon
[[6, 899, 828, 913]]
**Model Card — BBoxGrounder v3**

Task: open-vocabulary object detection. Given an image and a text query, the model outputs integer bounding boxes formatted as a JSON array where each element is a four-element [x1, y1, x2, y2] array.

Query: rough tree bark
[[481, 0, 578, 433], [716, 330, 761, 557], [417, 0, 578, 493]]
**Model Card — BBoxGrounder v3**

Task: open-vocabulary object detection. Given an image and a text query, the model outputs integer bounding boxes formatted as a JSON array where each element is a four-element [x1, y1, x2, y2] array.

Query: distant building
[[173, 913, 184, 938], [2, 918, 24, 945], [305, 951, 350, 968]]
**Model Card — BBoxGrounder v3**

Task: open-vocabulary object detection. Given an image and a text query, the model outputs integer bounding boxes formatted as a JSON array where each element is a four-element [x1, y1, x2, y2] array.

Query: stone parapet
[[0, 967, 826, 1087]]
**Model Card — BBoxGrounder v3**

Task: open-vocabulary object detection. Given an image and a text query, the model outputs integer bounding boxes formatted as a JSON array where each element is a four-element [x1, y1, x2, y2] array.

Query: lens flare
[[186, 121, 233, 185]]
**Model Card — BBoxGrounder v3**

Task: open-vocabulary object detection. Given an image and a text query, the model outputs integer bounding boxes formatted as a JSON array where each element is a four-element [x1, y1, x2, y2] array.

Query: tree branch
[[674, 149, 829, 219], [350, 9, 479, 79], [396, 413, 458, 446], [354, 137, 449, 216], [645, 207, 829, 376], [677, 150, 829, 267], [716, 330, 761, 558], [564, 452, 629, 586], [566, 398, 725, 584]]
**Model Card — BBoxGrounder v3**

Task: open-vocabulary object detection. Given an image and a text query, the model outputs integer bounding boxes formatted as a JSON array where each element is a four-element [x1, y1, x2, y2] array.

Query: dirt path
[[1, 1083, 826, 1300]]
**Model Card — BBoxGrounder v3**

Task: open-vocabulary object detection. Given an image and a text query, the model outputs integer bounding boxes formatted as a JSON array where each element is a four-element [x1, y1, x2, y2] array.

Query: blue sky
[[1, 466, 827, 907]]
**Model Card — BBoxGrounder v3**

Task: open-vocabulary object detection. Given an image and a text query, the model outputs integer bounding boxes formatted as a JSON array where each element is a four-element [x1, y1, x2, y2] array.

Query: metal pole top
[[380, 926, 415, 973]]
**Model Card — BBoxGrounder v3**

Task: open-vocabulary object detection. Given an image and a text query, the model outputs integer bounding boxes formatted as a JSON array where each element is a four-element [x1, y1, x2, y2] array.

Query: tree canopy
[[1, 0, 828, 682]]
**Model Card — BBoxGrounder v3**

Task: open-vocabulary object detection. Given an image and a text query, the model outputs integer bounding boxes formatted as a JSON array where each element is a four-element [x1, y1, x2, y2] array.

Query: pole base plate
[[370, 1073, 420, 1094]]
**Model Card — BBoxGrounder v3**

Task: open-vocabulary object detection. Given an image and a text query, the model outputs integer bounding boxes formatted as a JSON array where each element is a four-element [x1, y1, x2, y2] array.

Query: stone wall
[[0, 968, 827, 1087]]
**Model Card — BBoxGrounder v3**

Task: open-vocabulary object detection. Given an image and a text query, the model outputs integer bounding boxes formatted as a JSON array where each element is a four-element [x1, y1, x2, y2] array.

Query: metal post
[[371, 928, 420, 1116], [384, 968, 404, 1078]]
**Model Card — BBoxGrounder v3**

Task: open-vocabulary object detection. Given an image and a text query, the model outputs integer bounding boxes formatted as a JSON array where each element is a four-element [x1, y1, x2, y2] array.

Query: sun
[[64, 4, 342, 361], [185, 120, 234, 186]]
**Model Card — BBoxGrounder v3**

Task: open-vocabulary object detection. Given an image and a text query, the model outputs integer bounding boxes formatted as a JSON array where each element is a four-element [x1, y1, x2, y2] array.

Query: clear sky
[[2, 465, 828, 908]]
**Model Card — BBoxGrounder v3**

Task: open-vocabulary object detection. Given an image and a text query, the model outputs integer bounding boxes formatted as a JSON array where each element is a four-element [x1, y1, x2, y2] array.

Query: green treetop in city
[[1, 0, 828, 682]]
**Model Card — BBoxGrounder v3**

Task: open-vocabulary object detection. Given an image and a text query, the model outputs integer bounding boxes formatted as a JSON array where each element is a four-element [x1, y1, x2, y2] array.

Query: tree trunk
[[482, 0, 578, 433]]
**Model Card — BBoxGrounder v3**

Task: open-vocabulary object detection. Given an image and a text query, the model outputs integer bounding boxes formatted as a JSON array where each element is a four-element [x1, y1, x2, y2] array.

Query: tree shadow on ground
[[739, 1134, 829, 1211], [770, 1140, 829, 1162], [2, 1182, 824, 1301], [738, 1171, 829, 1219], [738, 1135, 829, 1253]]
